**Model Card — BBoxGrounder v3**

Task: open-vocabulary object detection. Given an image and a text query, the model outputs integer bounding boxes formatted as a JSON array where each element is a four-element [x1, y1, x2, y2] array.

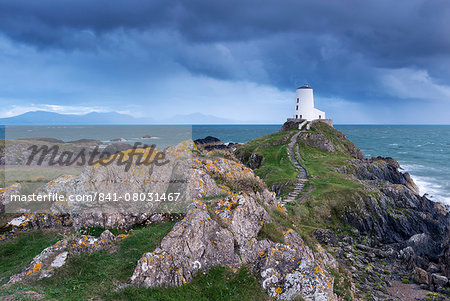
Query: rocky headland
[[0, 121, 448, 300]]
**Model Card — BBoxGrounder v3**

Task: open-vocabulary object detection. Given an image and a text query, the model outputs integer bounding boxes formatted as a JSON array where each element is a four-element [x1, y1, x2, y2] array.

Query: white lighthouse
[[294, 85, 325, 121]]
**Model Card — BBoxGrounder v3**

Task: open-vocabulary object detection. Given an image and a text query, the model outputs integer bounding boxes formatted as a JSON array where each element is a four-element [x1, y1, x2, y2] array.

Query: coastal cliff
[[0, 122, 449, 300]]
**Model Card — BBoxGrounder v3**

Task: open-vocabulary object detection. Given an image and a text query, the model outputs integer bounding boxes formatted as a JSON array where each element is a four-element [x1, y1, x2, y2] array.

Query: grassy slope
[[286, 122, 367, 230], [237, 122, 366, 232], [0, 230, 62, 285], [0, 223, 268, 301], [235, 130, 297, 195]]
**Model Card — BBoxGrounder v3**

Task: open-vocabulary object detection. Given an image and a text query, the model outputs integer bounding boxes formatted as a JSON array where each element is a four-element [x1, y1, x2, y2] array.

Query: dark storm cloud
[[2, 0, 449, 57], [0, 0, 449, 122]]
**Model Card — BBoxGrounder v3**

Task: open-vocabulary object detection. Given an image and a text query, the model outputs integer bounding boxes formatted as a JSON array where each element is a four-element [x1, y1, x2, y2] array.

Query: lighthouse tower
[[294, 85, 325, 121]]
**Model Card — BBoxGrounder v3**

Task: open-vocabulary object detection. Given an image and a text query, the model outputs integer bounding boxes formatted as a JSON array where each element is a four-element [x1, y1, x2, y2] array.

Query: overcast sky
[[0, 0, 449, 124]]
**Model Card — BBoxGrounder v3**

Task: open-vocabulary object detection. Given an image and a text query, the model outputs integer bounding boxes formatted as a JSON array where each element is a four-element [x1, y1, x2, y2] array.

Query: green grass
[[238, 121, 368, 236], [257, 222, 285, 243], [1, 222, 269, 300], [110, 266, 269, 301], [0, 223, 173, 300], [283, 123, 367, 229], [235, 130, 298, 192], [0, 230, 62, 285]]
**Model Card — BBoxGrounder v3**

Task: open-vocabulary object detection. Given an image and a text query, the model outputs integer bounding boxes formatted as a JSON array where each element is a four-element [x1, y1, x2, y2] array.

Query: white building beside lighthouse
[[293, 85, 325, 121]]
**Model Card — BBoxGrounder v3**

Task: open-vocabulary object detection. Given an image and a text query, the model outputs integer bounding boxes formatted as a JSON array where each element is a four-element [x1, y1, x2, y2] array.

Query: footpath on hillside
[[283, 130, 310, 204]]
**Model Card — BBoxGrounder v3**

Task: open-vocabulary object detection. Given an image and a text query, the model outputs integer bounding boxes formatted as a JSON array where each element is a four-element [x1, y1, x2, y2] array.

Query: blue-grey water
[[2, 125, 449, 205]]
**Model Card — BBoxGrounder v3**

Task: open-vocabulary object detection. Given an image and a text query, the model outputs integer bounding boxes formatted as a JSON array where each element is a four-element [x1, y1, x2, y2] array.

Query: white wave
[[410, 174, 450, 205], [401, 163, 425, 172]]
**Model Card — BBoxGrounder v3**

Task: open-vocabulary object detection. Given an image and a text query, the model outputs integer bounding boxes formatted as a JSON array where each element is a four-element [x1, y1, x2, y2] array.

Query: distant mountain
[[0, 111, 151, 125], [163, 113, 238, 124], [0, 111, 238, 125]]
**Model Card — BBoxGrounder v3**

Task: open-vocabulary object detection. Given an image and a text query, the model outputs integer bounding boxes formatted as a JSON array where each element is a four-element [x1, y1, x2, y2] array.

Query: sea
[[1, 124, 449, 205]]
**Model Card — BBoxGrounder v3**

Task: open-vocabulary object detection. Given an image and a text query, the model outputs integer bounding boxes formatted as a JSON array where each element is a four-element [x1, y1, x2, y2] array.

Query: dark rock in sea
[[194, 136, 230, 151], [142, 135, 152, 138], [102, 143, 133, 156], [194, 136, 222, 145], [20, 137, 65, 143], [67, 139, 101, 144]]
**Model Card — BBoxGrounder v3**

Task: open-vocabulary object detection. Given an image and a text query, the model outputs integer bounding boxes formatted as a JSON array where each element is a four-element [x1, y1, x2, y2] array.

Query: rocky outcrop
[[248, 153, 263, 169], [6, 230, 125, 285], [334, 153, 450, 294], [102, 142, 133, 155], [130, 156, 337, 300], [70, 229, 125, 253], [299, 132, 335, 152], [280, 120, 304, 132], [7, 240, 69, 284], [194, 136, 230, 151], [130, 195, 337, 300], [343, 156, 419, 194], [255, 230, 337, 300]]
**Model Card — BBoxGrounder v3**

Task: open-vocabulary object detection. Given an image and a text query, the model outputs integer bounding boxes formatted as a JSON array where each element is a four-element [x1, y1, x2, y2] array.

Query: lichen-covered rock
[[186, 168, 225, 199], [70, 229, 117, 253], [192, 157, 266, 194], [255, 230, 337, 301], [69, 212, 153, 230], [7, 212, 72, 230], [33, 142, 194, 229], [7, 240, 69, 284], [0, 183, 21, 213], [130, 194, 336, 300], [6, 230, 125, 285], [130, 200, 241, 287]]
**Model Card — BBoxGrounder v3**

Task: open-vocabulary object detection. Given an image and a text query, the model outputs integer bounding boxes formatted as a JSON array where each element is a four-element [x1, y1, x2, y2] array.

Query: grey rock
[[431, 273, 448, 287], [413, 267, 429, 285]]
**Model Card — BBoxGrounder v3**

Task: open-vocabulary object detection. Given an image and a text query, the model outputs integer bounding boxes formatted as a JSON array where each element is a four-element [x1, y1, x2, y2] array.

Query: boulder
[[248, 153, 263, 169], [431, 273, 449, 287], [130, 193, 337, 300], [0, 183, 21, 214], [130, 200, 241, 287], [7, 230, 124, 285], [194, 136, 228, 151], [255, 230, 336, 300], [70, 230, 117, 253], [7, 240, 69, 284], [413, 267, 429, 285], [102, 142, 133, 156]]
